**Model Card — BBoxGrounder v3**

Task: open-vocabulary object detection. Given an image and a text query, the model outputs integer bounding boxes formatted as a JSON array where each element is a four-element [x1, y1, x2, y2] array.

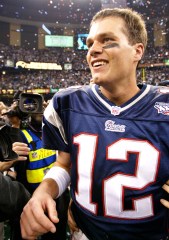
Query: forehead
[[88, 17, 126, 40]]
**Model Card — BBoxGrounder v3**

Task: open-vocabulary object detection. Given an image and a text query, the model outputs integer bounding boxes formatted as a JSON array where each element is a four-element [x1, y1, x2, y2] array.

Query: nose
[[88, 41, 103, 56]]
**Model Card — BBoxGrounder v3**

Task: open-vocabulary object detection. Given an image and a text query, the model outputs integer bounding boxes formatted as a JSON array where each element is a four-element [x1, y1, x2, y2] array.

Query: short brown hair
[[90, 8, 147, 51]]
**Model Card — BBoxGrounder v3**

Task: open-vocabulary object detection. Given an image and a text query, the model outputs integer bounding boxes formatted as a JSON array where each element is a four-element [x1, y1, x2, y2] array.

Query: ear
[[133, 43, 144, 62]]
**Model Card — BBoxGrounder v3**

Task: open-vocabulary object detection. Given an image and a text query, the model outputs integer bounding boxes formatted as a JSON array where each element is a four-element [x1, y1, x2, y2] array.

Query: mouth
[[91, 60, 108, 69]]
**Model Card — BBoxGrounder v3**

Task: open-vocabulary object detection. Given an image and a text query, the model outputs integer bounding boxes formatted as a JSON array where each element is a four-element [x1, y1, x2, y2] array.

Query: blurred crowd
[[0, 44, 91, 90], [0, 43, 169, 92]]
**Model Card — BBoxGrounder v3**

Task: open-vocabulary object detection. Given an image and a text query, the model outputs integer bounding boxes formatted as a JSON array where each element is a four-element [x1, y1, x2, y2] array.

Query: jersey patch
[[154, 102, 169, 116], [158, 87, 169, 94]]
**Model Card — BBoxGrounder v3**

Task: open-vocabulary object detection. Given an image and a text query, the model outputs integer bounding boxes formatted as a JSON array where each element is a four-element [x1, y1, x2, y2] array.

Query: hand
[[0, 160, 16, 172], [68, 199, 79, 233], [12, 142, 30, 161], [160, 180, 169, 208], [6, 170, 17, 180], [20, 191, 59, 239]]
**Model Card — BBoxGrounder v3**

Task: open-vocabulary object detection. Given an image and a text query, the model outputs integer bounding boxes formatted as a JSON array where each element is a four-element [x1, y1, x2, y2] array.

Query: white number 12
[[73, 134, 159, 219]]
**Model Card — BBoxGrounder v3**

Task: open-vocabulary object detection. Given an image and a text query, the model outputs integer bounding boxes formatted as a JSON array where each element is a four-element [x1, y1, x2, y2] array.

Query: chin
[[92, 76, 104, 85]]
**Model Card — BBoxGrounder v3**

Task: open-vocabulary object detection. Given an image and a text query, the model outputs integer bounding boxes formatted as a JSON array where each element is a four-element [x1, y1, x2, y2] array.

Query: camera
[[0, 93, 44, 161], [1, 92, 44, 120], [14, 92, 44, 119], [19, 93, 44, 114]]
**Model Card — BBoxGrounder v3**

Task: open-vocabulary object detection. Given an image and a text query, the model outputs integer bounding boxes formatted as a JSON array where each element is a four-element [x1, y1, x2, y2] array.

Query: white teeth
[[93, 61, 107, 67]]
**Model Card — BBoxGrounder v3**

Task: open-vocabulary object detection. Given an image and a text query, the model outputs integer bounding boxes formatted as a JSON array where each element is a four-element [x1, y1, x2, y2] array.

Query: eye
[[103, 38, 114, 44], [86, 42, 93, 49]]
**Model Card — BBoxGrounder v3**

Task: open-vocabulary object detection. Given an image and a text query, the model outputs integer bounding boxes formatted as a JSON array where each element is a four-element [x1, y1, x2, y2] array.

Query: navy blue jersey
[[42, 84, 169, 240]]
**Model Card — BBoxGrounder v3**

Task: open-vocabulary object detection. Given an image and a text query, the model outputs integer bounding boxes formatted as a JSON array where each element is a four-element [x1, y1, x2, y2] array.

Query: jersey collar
[[92, 84, 151, 115]]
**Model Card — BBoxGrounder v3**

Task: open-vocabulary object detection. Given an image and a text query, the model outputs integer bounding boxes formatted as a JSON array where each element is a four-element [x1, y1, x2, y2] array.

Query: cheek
[[110, 51, 128, 66], [86, 53, 90, 65]]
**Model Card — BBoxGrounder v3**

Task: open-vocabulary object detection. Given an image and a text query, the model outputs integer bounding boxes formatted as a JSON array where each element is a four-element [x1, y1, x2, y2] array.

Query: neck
[[99, 83, 140, 106]]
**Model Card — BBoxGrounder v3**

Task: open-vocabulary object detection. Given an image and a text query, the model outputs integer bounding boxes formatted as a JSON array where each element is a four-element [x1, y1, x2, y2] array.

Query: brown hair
[[90, 8, 147, 51]]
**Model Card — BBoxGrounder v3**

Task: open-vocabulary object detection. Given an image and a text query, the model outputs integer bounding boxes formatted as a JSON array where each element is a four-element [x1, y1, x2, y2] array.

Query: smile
[[92, 60, 108, 68]]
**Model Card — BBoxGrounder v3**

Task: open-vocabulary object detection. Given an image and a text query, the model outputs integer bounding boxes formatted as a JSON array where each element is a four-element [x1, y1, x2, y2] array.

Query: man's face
[[31, 114, 43, 124], [86, 17, 139, 87]]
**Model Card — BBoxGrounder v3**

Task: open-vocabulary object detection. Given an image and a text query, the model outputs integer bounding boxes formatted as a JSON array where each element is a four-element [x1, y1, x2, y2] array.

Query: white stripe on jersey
[[44, 99, 68, 144], [92, 84, 151, 114]]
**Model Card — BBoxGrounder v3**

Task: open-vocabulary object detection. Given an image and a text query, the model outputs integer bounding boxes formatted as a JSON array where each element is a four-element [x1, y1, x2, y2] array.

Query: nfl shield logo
[[32, 152, 38, 158], [111, 106, 121, 115], [154, 102, 169, 116]]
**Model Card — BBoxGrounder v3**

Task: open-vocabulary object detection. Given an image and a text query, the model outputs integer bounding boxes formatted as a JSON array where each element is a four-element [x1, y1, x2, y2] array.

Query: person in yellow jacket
[[15, 113, 56, 194]]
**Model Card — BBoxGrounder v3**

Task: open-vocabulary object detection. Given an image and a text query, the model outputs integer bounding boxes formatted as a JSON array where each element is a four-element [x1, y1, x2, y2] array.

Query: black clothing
[[0, 172, 31, 222]]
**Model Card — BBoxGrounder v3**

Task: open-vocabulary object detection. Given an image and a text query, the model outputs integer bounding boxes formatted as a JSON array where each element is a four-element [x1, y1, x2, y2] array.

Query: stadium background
[[0, 1, 169, 239], [0, 0, 169, 104]]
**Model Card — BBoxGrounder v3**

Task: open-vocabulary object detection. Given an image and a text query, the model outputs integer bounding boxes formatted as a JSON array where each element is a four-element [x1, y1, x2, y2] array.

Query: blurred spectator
[[0, 121, 30, 240], [2, 108, 22, 129], [0, 101, 8, 117]]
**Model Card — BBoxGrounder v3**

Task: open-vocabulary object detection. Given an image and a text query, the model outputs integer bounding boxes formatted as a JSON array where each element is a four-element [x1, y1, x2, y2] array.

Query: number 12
[[73, 133, 159, 219]]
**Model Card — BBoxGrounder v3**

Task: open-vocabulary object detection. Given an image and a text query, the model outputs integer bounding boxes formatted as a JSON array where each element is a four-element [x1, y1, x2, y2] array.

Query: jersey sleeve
[[42, 95, 69, 152]]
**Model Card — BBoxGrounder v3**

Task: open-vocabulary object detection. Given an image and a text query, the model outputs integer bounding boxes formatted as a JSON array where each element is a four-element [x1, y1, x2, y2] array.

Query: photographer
[[2, 107, 23, 129], [0, 119, 31, 239]]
